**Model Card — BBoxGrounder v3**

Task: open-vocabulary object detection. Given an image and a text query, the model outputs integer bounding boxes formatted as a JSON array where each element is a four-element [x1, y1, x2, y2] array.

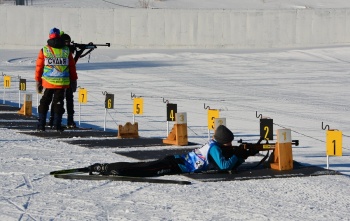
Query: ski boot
[[67, 115, 77, 128], [53, 114, 64, 132], [52, 125, 64, 132], [89, 163, 110, 175], [48, 115, 54, 128], [37, 113, 46, 132]]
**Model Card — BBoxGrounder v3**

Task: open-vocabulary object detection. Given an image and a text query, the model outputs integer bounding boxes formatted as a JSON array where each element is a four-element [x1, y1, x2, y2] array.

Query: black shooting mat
[[20, 130, 117, 139], [0, 112, 37, 120], [0, 120, 37, 129], [0, 104, 115, 138], [0, 111, 38, 129], [0, 104, 21, 111], [65, 138, 198, 148], [183, 161, 343, 182]]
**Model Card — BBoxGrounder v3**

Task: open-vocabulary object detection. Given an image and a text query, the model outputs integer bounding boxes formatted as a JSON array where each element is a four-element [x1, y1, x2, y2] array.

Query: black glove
[[248, 148, 259, 156], [232, 146, 250, 159], [70, 80, 77, 92], [36, 81, 43, 93]]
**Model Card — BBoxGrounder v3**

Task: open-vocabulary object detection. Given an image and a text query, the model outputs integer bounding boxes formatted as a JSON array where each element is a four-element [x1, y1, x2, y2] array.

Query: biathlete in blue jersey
[[89, 125, 258, 177]]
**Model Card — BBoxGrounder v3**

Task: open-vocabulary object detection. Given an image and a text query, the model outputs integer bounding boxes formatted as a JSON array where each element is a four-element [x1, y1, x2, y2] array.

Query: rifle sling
[[247, 150, 270, 170], [80, 49, 94, 58]]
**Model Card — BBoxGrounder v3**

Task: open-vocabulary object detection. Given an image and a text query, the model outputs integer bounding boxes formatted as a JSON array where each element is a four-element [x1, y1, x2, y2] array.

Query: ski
[[50, 167, 90, 175], [63, 126, 93, 130], [54, 173, 192, 185]]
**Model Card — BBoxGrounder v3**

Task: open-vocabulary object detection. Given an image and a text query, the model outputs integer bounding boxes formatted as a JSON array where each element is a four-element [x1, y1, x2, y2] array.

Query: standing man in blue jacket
[[89, 125, 257, 177]]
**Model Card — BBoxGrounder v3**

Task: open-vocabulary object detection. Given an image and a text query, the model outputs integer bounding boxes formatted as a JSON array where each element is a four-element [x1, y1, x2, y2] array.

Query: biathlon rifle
[[221, 137, 299, 159], [70, 42, 111, 62], [71, 42, 111, 49], [237, 137, 299, 151]]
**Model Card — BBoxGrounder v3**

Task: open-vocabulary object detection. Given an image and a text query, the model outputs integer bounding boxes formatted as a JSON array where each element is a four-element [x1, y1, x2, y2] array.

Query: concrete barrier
[[0, 6, 349, 49]]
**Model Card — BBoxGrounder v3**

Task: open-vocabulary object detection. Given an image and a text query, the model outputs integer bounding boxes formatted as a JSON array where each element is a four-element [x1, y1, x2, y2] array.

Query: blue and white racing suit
[[175, 140, 244, 173]]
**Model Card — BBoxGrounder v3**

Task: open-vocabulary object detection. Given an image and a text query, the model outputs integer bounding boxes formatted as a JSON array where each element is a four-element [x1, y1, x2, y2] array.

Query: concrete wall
[[0, 6, 349, 49]]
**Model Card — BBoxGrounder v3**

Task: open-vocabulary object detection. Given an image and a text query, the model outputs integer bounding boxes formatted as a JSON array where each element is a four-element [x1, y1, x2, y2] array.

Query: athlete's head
[[214, 125, 234, 145]]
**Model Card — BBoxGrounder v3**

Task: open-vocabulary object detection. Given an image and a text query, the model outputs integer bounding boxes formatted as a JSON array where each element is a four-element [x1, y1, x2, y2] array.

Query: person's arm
[[74, 48, 84, 63], [74, 42, 94, 62], [208, 145, 245, 170], [68, 53, 78, 81], [68, 45, 79, 64], [34, 49, 44, 81]]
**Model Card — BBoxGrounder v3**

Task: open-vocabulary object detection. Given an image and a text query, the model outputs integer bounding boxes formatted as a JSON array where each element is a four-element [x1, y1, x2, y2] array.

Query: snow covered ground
[[1, 0, 350, 220], [1, 46, 350, 220]]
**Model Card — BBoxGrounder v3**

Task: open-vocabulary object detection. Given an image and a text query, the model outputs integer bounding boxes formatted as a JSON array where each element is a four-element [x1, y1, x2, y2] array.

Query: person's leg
[[65, 87, 76, 128], [52, 89, 65, 131], [37, 89, 54, 131], [105, 156, 183, 177], [49, 103, 54, 128]]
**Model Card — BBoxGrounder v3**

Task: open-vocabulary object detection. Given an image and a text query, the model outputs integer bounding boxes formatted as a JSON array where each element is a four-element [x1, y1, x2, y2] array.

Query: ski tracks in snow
[[6, 57, 36, 65], [1, 174, 39, 220], [52, 179, 153, 220]]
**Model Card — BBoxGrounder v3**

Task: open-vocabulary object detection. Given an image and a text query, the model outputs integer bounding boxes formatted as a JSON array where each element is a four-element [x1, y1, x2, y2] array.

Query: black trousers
[[50, 87, 74, 118], [39, 89, 65, 116], [107, 156, 183, 177], [65, 87, 75, 116]]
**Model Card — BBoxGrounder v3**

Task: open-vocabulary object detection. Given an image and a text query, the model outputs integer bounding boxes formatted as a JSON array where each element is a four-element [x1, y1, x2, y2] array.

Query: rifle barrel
[[94, 43, 110, 47]]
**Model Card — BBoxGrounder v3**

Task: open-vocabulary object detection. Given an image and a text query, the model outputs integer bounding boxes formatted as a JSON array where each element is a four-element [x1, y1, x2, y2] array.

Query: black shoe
[[37, 124, 45, 132], [66, 121, 77, 128], [67, 115, 76, 128], [89, 163, 109, 175], [52, 125, 64, 132], [48, 116, 54, 128]]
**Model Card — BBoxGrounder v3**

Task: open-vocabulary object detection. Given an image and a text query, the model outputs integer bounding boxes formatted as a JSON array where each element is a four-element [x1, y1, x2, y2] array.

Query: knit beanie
[[49, 27, 60, 39], [61, 33, 71, 43], [214, 125, 234, 145]]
